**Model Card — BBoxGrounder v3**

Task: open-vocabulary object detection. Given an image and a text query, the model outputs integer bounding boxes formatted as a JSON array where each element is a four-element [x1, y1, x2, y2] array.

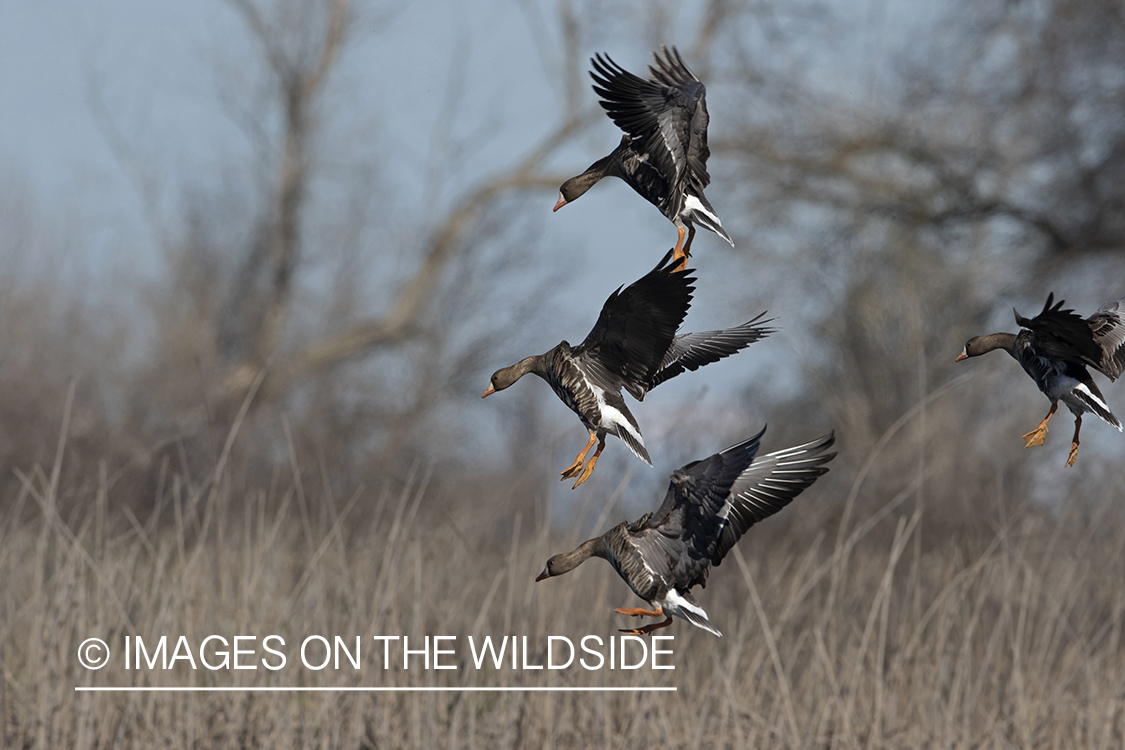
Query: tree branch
[[262, 115, 588, 396]]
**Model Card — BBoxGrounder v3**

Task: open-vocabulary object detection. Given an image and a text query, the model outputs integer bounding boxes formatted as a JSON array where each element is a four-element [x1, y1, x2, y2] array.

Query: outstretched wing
[[630, 428, 835, 592], [576, 250, 693, 398], [646, 312, 775, 394], [590, 47, 706, 192], [648, 46, 711, 187], [591, 53, 671, 138], [1087, 295, 1125, 381], [633, 428, 768, 591], [708, 432, 836, 568], [1016, 293, 1103, 367]]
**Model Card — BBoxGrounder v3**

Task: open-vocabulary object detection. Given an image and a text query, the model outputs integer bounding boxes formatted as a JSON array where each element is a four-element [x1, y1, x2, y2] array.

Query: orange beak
[[553, 195, 566, 212], [954, 350, 968, 363], [482, 383, 496, 398]]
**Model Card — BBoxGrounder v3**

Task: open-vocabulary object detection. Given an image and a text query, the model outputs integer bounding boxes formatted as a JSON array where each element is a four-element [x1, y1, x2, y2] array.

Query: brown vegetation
[[5, 396, 1125, 748], [3, 0, 1125, 746]]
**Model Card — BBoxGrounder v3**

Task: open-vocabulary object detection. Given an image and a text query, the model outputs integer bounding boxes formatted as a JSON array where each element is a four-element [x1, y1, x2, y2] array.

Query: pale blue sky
[[0, 0, 920, 268], [12, 0, 1080, 489], [0, 1, 687, 289]]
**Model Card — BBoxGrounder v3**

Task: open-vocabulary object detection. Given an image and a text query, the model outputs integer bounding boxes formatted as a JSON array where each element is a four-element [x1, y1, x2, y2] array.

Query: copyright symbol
[[78, 638, 110, 670]]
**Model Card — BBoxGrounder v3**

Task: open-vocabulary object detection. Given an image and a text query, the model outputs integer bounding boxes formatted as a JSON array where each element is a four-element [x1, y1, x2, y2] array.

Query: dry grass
[[4, 389, 1125, 749]]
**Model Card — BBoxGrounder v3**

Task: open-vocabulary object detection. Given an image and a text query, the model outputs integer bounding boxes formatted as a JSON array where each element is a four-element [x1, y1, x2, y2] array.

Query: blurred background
[[3, 0, 1125, 746]]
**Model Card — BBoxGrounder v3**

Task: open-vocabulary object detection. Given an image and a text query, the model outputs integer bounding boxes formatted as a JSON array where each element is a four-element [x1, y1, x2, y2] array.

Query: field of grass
[[4, 0, 1124, 745], [5, 393, 1125, 750]]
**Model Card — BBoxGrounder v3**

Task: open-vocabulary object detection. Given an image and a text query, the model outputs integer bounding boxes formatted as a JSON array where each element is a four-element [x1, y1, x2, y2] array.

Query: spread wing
[[708, 432, 836, 568], [634, 427, 769, 590], [590, 47, 707, 192], [1016, 293, 1103, 367], [630, 428, 835, 591], [591, 52, 671, 138], [1087, 295, 1125, 381], [575, 250, 693, 399], [646, 312, 775, 393], [648, 46, 712, 187]]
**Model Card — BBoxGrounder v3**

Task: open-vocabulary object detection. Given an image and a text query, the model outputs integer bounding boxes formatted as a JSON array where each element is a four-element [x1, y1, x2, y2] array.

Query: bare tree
[[109, 0, 608, 454]]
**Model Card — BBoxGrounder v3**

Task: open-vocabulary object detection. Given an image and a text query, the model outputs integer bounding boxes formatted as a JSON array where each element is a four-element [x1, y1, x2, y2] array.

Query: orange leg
[[560, 432, 597, 480], [570, 434, 606, 489], [615, 607, 665, 617], [682, 224, 697, 259], [671, 225, 687, 268], [672, 225, 695, 272], [620, 616, 674, 636], [1066, 415, 1082, 467], [1022, 402, 1058, 447]]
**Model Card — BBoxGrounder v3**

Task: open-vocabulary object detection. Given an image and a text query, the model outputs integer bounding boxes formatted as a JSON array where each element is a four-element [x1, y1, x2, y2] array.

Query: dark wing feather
[[646, 426, 766, 528], [590, 53, 670, 137], [708, 432, 836, 568], [590, 50, 699, 193], [630, 429, 835, 593], [1017, 293, 1103, 366], [575, 250, 693, 399], [649, 46, 711, 186], [647, 46, 699, 88], [1087, 295, 1125, 381], [632, 427, 768, 591], [615, 141, 674, 215], [620, 522, 683, 599], [1013, 292, 1054, 329], [645, 313, 775, 394], [686, 96, 712, 188], [1012, 331, 1059, 394]]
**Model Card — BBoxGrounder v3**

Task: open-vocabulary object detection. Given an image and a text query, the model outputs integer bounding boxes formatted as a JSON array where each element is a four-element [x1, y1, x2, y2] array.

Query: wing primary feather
[[1088, 295, 1125, 381], [647, 313, 775, 392], [709, 432, 836, 567]]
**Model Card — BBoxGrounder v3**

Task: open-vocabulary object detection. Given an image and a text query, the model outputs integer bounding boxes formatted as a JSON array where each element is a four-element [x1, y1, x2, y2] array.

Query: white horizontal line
[[75, 686, 675, 693]]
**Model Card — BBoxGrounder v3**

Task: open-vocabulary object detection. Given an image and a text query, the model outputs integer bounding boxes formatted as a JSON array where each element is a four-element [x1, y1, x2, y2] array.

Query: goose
[[956, 293, 1125, 466], [482, 250, 772, 488], [554, 46, 731, 269], [535, 427, 836, 636]]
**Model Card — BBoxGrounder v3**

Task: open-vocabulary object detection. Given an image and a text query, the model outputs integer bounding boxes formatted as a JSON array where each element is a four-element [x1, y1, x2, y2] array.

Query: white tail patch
[[590, 385, 644, 446], [580, 373, 650, 462], [1076, 382, 1110, 413], [602, 402, 651, 464], [602, 403, 645, 446], [1073, 382, 1122, 429], [682, 194, 734, 246], [683, 193, 720, 224], [662, 589, 721, 637]]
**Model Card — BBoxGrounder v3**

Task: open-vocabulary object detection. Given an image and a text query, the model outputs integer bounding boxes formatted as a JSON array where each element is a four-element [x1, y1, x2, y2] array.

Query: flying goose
[[554, 46, 732, 269], [956, 293, 1125, 466], [482, 250, 772, 488], [535, 427, 836, 636]]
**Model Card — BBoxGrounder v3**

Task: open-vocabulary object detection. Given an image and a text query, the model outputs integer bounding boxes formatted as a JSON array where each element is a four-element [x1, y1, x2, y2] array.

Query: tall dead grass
[[4, 386, 1125, 749]]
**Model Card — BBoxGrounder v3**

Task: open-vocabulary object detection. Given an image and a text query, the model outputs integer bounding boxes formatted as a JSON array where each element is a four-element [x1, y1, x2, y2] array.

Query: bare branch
[[305, 0, 351, 98], [263, 115, 588, 394], [558, 0, 583, 114], [227, 0, 290, 80], [219, 0, 358, 374]]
